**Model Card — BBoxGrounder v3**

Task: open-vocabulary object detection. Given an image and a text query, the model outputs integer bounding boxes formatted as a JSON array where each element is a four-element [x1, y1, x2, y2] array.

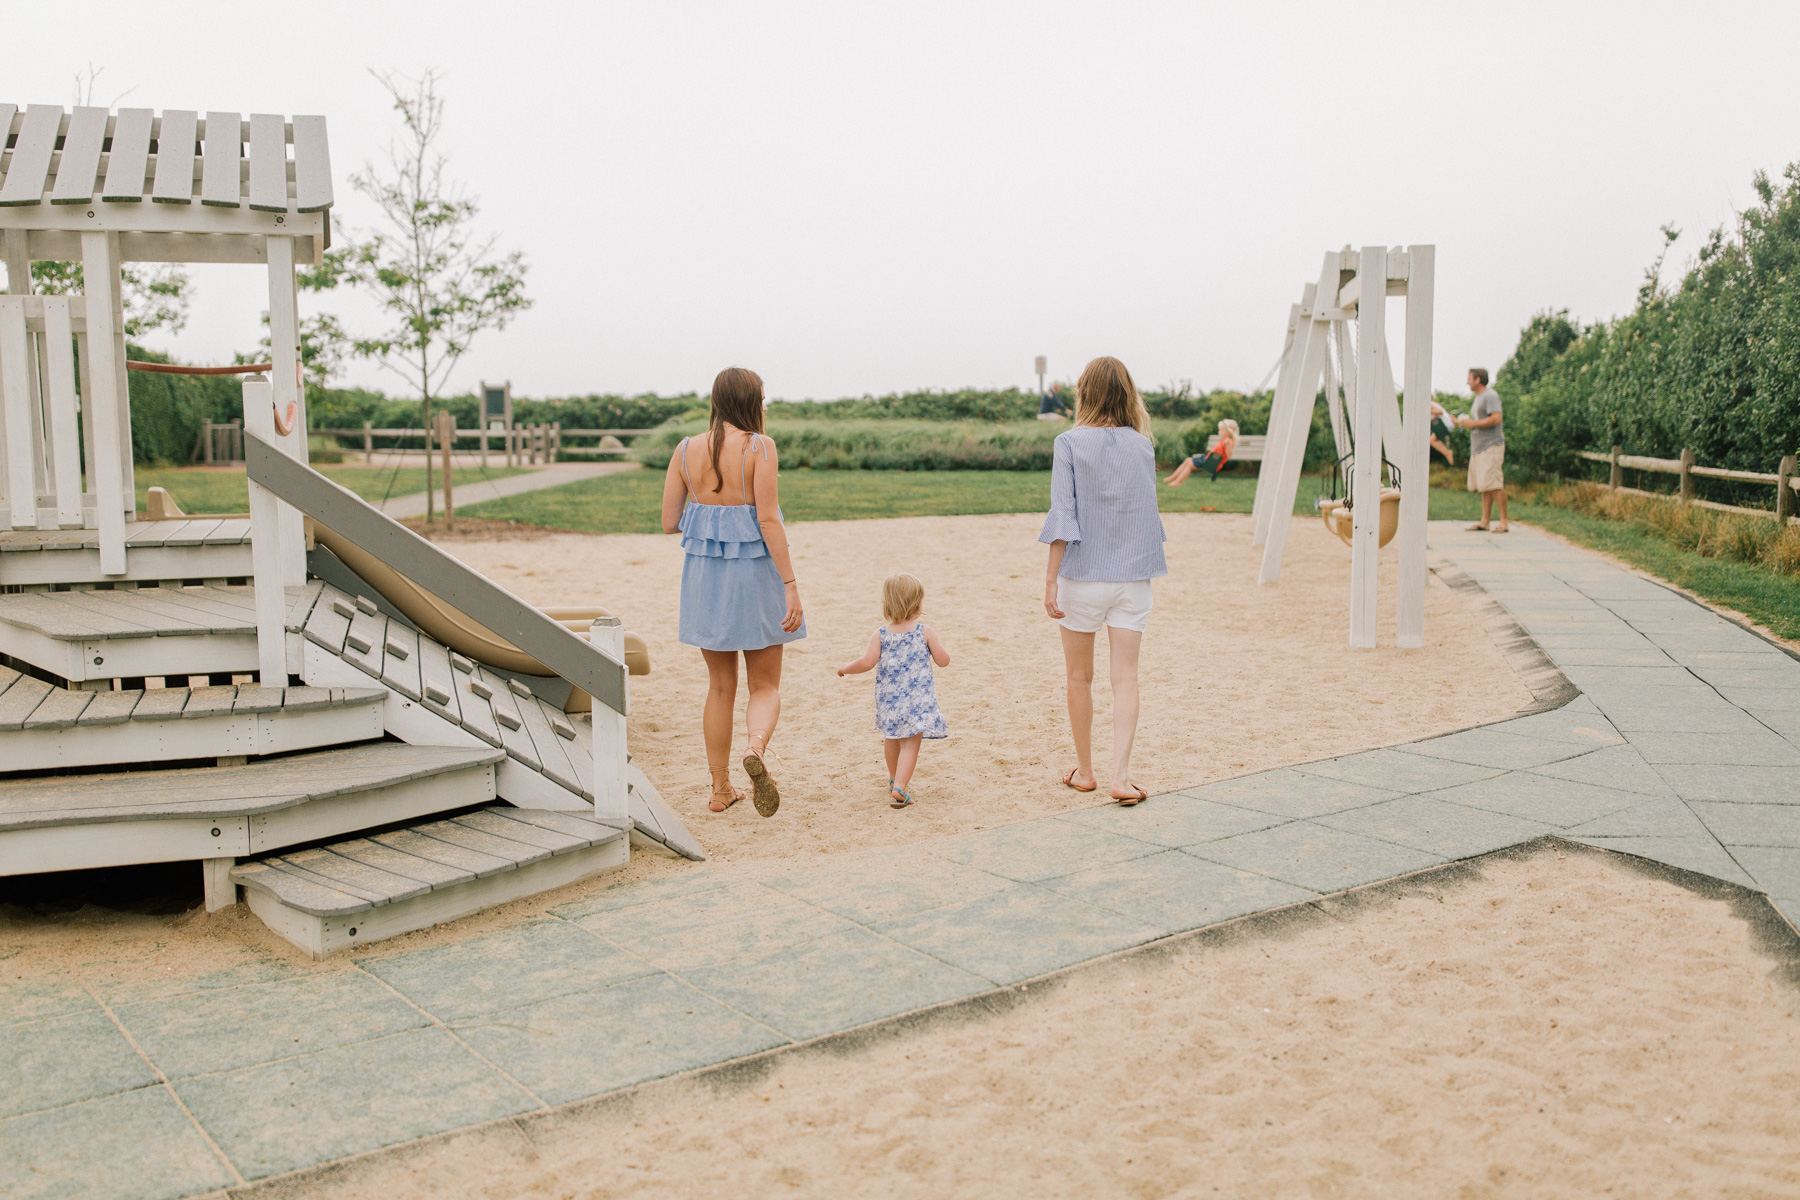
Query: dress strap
[[676, 436, 694, 496], [742, 433, 770, 502]]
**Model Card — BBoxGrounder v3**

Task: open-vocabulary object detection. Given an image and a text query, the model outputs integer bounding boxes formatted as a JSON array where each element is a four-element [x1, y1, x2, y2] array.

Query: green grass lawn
[[457, 466, 1492, 534], [135, 464, 536, 513]]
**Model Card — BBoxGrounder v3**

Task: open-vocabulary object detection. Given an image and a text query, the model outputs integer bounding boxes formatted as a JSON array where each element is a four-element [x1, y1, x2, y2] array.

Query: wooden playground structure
[[0, 103, 696, 956], [1251, 245, 1436, 649]]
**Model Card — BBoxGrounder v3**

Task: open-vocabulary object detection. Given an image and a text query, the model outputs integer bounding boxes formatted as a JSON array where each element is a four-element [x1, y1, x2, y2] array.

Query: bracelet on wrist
[[782, 578, 796, 585]]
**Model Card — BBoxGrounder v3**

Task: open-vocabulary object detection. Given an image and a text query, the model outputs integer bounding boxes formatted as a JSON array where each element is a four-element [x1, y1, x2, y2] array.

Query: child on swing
[[836, 572, 950, 808], [1164, 418, 1239, 486]]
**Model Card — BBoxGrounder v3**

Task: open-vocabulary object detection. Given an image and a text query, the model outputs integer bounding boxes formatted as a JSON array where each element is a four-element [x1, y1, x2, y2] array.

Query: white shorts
[[1057, 577, 1153, 634]]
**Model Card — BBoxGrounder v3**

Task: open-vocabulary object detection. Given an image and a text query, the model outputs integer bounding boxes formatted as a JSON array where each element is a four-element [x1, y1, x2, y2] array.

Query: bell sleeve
[[1038, 435, 1082, 545]]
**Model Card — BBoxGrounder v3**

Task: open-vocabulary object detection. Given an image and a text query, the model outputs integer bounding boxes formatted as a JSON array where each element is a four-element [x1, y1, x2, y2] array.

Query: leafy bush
[[637, 420, 1064, 471], [124, 347, 243, 464], [1547, 481, 1800, 575]]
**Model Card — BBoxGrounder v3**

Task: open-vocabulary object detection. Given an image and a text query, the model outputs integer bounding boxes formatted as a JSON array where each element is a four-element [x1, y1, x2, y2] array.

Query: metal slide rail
[[244, 430, 627, 715]]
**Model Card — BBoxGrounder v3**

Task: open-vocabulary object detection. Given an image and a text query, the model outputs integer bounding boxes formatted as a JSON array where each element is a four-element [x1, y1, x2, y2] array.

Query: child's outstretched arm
[[837, 632, 881, 677], [921, 624, 950, 667]]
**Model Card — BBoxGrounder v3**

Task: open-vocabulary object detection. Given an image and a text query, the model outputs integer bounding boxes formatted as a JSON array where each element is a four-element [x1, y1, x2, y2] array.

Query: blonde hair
[[1074, 356, 1150, 435], [882, 572, 924, 623], [1217, 418, 1240, 439]]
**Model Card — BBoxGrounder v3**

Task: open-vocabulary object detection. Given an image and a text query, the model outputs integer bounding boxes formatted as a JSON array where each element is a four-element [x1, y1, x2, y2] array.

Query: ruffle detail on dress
[[1038, 507, 1082, 545], [679, 502, 771, 559]]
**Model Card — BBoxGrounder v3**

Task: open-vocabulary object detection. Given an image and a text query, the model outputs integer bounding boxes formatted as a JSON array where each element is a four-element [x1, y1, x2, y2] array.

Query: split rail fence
[[314, 423, 657, 467], [1576, 446, 1799, 525]]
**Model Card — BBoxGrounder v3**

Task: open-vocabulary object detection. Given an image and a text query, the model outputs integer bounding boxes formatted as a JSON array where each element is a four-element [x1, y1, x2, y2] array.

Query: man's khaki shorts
[[1467, 444, 1505, 493]]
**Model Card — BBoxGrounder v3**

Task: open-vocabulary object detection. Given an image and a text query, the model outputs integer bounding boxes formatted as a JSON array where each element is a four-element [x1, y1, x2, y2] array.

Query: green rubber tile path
[[5, 523, 1800, 1197]]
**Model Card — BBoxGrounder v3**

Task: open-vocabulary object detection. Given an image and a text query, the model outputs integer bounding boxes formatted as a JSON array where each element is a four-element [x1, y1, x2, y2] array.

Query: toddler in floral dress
[[836, 572, 950, 808]]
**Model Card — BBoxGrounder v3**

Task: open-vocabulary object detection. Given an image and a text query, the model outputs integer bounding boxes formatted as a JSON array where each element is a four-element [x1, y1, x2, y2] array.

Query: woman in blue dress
[[660, 368, 805, 817]]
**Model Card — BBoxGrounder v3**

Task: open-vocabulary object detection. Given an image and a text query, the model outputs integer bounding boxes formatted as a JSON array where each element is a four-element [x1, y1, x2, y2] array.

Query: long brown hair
[[1074, 356, 1150, 435], [706, 367, 766, 493]]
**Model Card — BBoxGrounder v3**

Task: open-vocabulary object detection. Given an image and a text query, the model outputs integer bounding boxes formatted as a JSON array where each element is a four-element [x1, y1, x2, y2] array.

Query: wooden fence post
[[552, 421, 561, 462], [1609, 444, 1622, 489], [1779, 454, 1796, 524], [201, 419, 215, 464], [1679, 448, 1695, 501], [363, 421, 373, 462], [439, 410, 455, 521]]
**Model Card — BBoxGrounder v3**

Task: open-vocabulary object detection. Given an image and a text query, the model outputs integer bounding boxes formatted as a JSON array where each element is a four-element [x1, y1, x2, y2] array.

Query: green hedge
[[124, 347, 243, 464]]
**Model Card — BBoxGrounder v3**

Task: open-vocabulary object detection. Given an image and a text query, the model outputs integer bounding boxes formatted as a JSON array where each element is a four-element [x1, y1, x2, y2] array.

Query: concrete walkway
[[4, 523, 1797, 1198], [374, 461, 635, 519]]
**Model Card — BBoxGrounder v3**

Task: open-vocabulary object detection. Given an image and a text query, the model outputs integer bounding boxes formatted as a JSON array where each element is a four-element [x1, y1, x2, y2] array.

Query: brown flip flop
[[1112, 783, 1149, 807], [1062, 766, 1097, 793]]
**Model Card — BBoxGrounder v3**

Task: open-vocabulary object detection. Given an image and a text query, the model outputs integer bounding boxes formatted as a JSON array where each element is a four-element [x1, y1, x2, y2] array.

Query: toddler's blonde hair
[[882, 572, 925, 623]]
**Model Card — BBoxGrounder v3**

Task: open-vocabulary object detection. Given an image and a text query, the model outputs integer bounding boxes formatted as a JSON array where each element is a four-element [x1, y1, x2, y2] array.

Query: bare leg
[[1106, 625, 1143, 797], [1493, 488, 1509, 530], [883, 738, 900, 784], [1164, 459, 1195, 487], [699, 649, 741, 810], [740, 645, 786, 816], [1060, 627, 1097, 789], [891, 735, 923, 801]]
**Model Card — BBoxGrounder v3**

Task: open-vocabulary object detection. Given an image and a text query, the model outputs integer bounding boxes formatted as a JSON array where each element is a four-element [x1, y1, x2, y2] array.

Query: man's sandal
[[1062, 766, 1097, 793]]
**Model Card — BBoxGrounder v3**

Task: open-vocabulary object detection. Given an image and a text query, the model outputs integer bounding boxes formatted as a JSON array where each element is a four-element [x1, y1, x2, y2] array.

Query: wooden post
[[201, 420, 215, 464], [1395, 244, 1434, 651], [1251, 296, 1308, 548], [1259, 254, 1342, 584], [1679, 447, 1695, 501], [552, 421, 561, 462], [363, 421, 373, 462], [78, 231, 129, 575], [1609, 444, 1623, 489], [266, 236, 306, 585], [1348, 245, 1387, 650], [242, 376, 289, 686], [423, 416, 435, 522], [1778, 454, 1796, 524], [440, 410, 454, 521], [202, 857, 237, 912]]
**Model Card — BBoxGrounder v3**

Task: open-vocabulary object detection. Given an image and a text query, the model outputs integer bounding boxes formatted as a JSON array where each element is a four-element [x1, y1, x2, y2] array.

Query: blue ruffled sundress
[[675, 434, 807, 652], [874, 624, 948, 739]]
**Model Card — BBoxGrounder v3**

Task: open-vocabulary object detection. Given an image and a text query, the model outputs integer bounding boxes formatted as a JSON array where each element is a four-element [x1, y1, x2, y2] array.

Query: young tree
[[345, 69, 532, 518]]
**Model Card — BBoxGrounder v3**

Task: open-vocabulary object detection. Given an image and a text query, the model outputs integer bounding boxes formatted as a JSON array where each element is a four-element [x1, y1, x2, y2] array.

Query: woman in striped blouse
[[1039, 357, 1168, 805]]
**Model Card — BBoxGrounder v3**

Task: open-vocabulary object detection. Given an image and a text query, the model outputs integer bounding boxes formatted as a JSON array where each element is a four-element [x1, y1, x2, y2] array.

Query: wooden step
[[0, 580, 278, 682], [0, 742, 502, 876], [232, 806, 629, 957], [0, 672, 386, 771], [0, 520, 253, 587]]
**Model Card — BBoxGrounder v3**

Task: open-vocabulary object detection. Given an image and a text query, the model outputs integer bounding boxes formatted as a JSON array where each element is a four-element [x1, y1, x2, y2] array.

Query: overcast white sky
[[10, 1, 1800, 400]]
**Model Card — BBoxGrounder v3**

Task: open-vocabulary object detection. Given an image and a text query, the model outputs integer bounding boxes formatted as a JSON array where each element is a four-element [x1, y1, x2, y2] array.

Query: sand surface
[[445, 512, 1532, 872], [272, 845, 1800, 1200]]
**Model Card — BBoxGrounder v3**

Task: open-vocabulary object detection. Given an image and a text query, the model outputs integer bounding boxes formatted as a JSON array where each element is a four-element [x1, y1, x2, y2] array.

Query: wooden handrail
[[244, 431, 627, 714], [126, 360, 274, 375]]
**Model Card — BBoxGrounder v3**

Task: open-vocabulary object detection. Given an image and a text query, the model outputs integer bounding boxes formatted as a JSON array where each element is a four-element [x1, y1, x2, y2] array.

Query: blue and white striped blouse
[[1038, 425, 1168, 581]]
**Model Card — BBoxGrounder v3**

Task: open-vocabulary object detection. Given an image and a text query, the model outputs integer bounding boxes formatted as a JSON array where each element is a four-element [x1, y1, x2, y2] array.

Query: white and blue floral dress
[[874, 624, 948, 739]]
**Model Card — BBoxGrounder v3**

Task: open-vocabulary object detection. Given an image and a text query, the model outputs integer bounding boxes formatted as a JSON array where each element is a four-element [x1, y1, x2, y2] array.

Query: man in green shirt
[[1457, 367, 1507, 532]]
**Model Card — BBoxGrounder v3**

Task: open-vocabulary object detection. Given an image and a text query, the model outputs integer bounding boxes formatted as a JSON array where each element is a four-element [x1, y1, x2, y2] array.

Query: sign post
[[481, 381, 512, 467], [1034, 355, 1046, 402]]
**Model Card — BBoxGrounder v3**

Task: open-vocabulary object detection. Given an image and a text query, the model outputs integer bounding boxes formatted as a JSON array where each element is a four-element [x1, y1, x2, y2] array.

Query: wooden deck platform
[[0, 742, 502, 875], [0, 581, 270, 682], [233, 806, 630, 956], [0, 520, 254, 585]]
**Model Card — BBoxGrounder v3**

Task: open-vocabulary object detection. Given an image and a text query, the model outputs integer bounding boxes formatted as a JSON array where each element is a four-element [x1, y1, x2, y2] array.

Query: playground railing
[[1575, 445, 1798, 524]]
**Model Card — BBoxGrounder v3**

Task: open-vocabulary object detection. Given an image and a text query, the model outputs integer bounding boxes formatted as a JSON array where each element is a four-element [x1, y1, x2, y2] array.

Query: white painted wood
[[75, 329, 96, 528], [0, 695, 382, 772], [200, 112, 243, 208], [243, 377, 289, 684], [0, 296, 36, 527], [100, 109, 155, 203], [203, 856, 237, 911], [589, 618, 629, 821], [0, 815, 249, 875], [49, 107, 109, 205], [245, 763, 496, 854], [1395, 244, 1435, 649], [265, 237, 308, 585], [1348, 246, 1386, 649], [242, 834, 625, 959], [0, 106, 61, 207], [0, 542, 253, 587], [41, 296, 83, 528], [1249, 299, 1304, 547], [0, 202, 323, 238], [1257, 255, 1339, 584], [150, 110, 198, 204], [246, 115, 290, 212], [80, 231, 130, 571], [290, 116, 334, 214]]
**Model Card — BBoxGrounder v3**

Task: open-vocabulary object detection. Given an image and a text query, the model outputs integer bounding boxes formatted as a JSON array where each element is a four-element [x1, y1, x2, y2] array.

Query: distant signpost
[[481, 380, 512, 466], [1035, 355, 1046, 399]]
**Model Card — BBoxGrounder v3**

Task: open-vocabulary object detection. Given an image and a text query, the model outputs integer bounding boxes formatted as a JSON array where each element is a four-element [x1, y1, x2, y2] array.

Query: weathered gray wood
[[0, 593, 110, 638], [50, 107, 110, 205], [285, 579, 326, 632], [246, 114, 290, 212], [48, 589, 186, 637], [232, 860, 371, 917], [0, 105, 62, 206], [205, 517, 253, 545], [379, 620, 423, 701], [151, 110, 199, 204], [499, 807, 623, 843], [409, 819, 553, 868], [245, 433, 625, 714], [0, 665, 19, 696], [517, 693, 585, 796], [0, 676, 55, 730], [232, 685, 285, 714], [276, 846, 430, 905], [416, 635, 461, 721], [280, 686, 334, 712], [162, 518, 225, 547], [101, 109, 155, 203], [480, 666, 541, 769], [328, 836, 475, 890], [21, 687, 92, 730], [124, 521, 180, 548], [369, 826, 514, 879], [77, 689, 142, 725], [129, 687, 189, 721], [290, 115, 334, 213], [454, 808, 588, 854], [181, 685, 238, 719], [342, 607, 387, 679], [303, 582, 353, 652]]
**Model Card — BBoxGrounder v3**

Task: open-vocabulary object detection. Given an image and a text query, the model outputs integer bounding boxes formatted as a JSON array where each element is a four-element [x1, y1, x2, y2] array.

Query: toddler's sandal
[[889, 786, 914, 809]]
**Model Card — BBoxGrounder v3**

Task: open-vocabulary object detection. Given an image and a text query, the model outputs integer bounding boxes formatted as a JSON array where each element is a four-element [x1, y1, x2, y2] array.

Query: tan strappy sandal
[[707, 768, 744, 812], [742, 732, 781, 817]]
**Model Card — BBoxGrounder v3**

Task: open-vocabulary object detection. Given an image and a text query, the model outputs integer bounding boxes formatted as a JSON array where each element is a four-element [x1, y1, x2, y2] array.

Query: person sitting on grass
[[1037, 383, 1071, 422], [1164, 418, 1239, 486], [836, 572, 950, 808]]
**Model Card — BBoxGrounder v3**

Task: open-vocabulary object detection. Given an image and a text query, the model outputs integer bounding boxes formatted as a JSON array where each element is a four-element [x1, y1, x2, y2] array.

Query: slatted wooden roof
[[0, 104, 332, 264]]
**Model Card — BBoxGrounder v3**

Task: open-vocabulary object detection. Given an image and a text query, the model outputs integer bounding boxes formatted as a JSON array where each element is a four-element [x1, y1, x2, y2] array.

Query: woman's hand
[[781, 581, 804, 633], [1044, 578, 1064, 620]]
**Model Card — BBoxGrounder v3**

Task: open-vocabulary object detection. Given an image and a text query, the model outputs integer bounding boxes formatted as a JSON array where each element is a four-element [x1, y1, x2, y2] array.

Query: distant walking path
[[376, 461, 637, 519], [6, 522, 1800, 1198]]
